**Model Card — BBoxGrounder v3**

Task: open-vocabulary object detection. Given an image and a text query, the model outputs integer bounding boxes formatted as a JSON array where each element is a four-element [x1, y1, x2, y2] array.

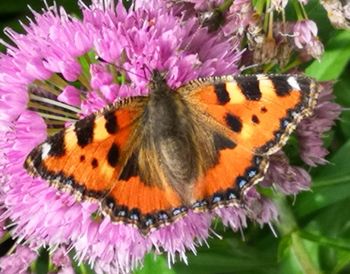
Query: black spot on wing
[[213, 133, 236, 150], [80, 155, 85, 162], [119, 153, 139, 180], [104, 111, 118, 134], [47, 130, 65, 156], [235, 76, 261, 100], [214, 83, 230, 105], [91, 158, 98, 168], [107, 143, 119, 167], [261, 106, 267, 113], [225, 113, 242, 133], [252, 115, 260, 124], [75, 115, 95, 147], [270, 76, 292, 96]]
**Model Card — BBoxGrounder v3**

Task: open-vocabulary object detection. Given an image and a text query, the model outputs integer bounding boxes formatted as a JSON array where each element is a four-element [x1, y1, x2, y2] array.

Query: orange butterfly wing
[[24, 98, 183, 232], [181, 75, 319, 206]]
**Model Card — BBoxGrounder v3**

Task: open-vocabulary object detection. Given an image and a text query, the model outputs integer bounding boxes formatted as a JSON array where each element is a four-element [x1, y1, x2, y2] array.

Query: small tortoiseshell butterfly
[[24, 70, 319, 234]]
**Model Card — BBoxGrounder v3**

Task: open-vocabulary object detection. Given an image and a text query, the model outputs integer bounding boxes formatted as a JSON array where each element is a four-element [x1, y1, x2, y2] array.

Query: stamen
[[36, 112, 77, 122], [78, 74, 92, 90], [28, 102, 78, 119], [32, 80, 61, 96], [268, 222, 278, 238], [29, 94, 81, 113], [47, 74, 69, 90]]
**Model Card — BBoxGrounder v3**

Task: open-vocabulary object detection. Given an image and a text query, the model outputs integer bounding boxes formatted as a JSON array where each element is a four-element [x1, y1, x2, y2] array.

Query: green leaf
[[306, 30, 350, 80], [133, 254, 176, 274], [331, 250, 350, 274], [334, 75, 350, 139], [295, 140, 350, 216], [31, 249, 49, 274], [300, 231, 350, 253], [174, 235, 278, 274], [279, 234, 321, 274]]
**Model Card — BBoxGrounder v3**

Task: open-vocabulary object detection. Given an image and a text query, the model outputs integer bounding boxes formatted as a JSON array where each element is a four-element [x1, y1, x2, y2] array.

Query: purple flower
[[171, 0, 254, 36], [261, 152, 311, 195], [297, 83, 341, 166], [0, 245, 37, 274], [0, 1, 262, 272], [0, 0, 339, 273], [51, 247, 75, 274], [320, 0, 350, 29], [293, 20, 324, 59]]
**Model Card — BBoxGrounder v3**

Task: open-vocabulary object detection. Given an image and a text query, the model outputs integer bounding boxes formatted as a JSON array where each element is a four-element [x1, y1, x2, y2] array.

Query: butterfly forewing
[[183, 74, 319, 155], [181, 74, 319, 205]]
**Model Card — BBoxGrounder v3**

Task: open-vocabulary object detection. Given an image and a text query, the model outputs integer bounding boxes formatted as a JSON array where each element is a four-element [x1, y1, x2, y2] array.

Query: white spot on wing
[[256, 74, 267, 80], [41, 143, 51, 159], [287, 77, 300, 90]]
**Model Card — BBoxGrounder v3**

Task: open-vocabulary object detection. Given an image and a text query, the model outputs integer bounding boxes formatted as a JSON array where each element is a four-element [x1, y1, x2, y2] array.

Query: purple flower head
[[345, 3, 350, 20], [52, 247, 71, 268], [297, 83, 341, 166], [0, 245, 37, 274], [170, 0, 254, 36], [0, 0, 268, 272], [320, 0, 350, 29], [293, 20, 324, 59], [261, 152, 311, 195], [0, 0, 339, 273]]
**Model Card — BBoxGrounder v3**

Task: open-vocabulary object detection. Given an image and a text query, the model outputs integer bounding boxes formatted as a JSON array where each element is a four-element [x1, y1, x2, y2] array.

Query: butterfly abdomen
[[141, 85, 213, 202]]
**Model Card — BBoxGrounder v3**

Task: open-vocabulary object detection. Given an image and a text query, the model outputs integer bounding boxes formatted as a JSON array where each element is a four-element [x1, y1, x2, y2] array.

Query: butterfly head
[[149, 69, 171, 95]]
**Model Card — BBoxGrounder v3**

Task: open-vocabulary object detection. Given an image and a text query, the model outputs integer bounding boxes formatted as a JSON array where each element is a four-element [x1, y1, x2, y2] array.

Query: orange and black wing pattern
[[24, 73, 320, 234], [181, 74, 319, 208], [24, 97, 183, 233]]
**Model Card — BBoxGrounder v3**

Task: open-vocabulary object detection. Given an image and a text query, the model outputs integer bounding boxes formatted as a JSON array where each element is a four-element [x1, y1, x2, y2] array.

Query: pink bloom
[[57, 86, 82, 107], [297, 83, 341, 166], [261, 152, 311, 194], [293, 20, 318, 48], [0, 0, 340, 273], [0, 246, 37, 274], [0, 1, 256, 273], [293, 20, 324, 59]]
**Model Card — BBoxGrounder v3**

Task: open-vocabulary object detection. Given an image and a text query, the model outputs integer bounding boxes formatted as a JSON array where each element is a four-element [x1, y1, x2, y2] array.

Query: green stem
[[217, 0, 234, 13], [274, 195, 321, 274], [292, 0, 305, 20], [281, 58, 302, 73], [254, 0, 267, 15], [0, 232, 11, 245], [48, 74, 69, 90]]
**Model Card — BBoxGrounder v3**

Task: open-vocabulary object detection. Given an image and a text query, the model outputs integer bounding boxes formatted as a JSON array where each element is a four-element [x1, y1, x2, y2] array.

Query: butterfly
[[24, 70, 319, 234]]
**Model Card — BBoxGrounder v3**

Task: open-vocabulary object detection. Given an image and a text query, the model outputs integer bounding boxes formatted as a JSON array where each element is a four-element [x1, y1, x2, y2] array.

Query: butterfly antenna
[[141, 64, 153, 82], [240, 63, 263, 73], [97, 57, 148, 81]]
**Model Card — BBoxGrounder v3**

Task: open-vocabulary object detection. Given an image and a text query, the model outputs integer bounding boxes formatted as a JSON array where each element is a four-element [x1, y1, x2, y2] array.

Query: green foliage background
[[0, 1, 349, 273]]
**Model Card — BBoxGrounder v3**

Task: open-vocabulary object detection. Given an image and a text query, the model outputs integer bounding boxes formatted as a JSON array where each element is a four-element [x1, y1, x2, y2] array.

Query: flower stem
[[273, 195, 321, 274], [292, 0, 305, 20], [217, 0, 233, 13]]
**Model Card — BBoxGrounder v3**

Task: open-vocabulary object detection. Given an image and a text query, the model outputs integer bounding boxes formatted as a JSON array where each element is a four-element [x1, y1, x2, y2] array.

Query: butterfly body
[[24, 71, 319, 233]]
